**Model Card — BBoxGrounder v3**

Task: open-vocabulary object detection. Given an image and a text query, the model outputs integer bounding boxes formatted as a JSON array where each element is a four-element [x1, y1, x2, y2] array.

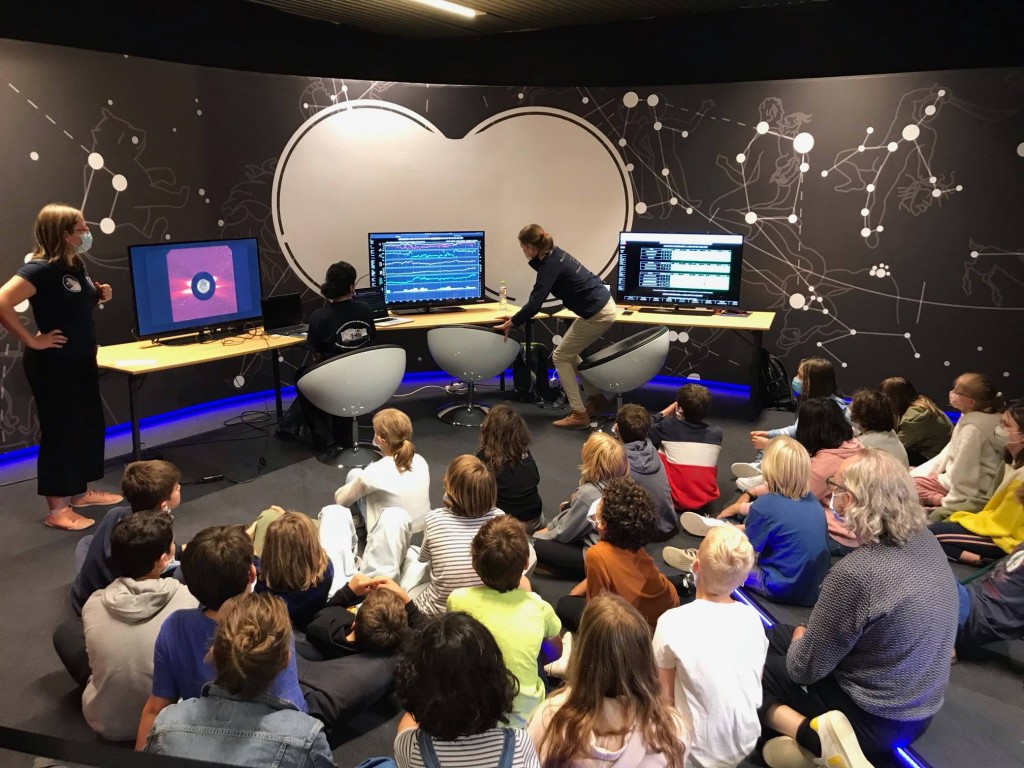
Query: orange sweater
[[585, 541, 679, 627]]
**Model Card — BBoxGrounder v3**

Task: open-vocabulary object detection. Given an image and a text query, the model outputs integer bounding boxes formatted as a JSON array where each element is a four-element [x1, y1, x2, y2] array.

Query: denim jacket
[[145, 684, 335, 768]]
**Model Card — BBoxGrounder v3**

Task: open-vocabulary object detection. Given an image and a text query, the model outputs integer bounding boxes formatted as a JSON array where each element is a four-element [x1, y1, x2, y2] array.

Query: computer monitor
[[616, 231, 745, 311], [127, 237, 263, 341], [368, 230, 486, 312]]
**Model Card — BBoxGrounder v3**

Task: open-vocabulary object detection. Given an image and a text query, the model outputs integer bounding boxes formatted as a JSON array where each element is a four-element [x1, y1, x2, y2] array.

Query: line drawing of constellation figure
[[299, 78, 393, 115], [820, 86, 969, 247], [963, 240, 1024, 306], [83, 109, 190, 254], [218, 157, 316, 390], [714, 97, 814, 228]]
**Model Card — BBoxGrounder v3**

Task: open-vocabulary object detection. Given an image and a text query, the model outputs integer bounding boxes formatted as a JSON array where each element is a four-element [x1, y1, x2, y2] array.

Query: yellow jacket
[[949, 464, 1024, 554]]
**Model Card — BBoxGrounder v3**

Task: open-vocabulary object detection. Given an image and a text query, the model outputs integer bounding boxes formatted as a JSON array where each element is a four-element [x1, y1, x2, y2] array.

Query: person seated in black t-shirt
[[476, 404, 544, 533], [296, 261, 377, 449]]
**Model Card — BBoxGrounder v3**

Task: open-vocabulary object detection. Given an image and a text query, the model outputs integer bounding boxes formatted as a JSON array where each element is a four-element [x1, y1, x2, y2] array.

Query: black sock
[[796, 718, 822, 756]]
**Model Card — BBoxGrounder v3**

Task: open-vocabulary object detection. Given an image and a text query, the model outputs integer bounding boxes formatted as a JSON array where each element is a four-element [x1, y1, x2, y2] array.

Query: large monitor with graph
[[127, 237, 263, 341], [616, 231, 745, 311], [368, 230, 486, 312]]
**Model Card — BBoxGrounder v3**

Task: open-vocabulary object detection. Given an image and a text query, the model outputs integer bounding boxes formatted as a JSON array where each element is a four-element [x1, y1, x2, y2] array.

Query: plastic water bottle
[[499, 280, 508, 312]]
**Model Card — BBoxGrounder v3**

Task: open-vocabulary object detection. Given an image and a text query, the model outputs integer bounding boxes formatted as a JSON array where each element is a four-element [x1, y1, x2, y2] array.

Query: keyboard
[[375, 316, 414, 327], [267, 323, 308, 336]]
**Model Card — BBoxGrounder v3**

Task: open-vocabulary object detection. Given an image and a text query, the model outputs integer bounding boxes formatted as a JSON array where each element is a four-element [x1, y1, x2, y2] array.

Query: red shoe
[[45, 507, 96, 531], [70, 489, 124, 508]]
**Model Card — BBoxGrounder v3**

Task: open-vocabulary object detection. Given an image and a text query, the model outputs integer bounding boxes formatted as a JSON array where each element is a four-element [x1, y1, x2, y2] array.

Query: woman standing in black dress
[[0, 204, 121, 530]]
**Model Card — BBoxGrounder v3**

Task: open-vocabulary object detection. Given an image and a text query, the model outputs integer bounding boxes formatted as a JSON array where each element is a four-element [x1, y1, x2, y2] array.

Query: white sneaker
[[544, 632, 573, 679], [663, 546, 698, 572], [731, 461, 761, 478], [762, 736, 818, 768], [812, 711, 873, 768], [736, 474, 765, 492], [680, 511, 726, 537]]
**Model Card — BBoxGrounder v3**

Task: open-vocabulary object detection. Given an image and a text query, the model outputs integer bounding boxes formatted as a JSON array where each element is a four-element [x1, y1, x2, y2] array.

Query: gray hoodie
[[930, 410, 1006, 520], [82, 577, 198, 741], [624, 439, 679, 540]]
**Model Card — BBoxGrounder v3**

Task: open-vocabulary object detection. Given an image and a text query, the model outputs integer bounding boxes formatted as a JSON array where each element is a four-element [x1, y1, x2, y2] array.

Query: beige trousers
[[552, 297, 618, 411]]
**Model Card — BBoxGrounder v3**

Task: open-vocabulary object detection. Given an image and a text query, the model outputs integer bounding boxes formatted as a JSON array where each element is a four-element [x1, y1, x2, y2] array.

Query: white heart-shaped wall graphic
[[272, 101, 632, 310]]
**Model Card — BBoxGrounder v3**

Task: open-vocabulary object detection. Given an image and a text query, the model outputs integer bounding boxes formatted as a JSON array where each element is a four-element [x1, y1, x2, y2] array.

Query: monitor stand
[[639, 305, 716, 316], [153, 326, 243, 346], [391, 305, 467, 315]]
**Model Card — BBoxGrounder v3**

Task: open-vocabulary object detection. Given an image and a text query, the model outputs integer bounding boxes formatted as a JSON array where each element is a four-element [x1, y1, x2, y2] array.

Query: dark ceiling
[[245, 0, 828, 39]]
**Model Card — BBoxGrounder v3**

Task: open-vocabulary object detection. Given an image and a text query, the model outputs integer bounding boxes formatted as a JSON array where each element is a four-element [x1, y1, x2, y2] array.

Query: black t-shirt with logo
[[16, 259, 99, 356], [307, 299, 376, 359]]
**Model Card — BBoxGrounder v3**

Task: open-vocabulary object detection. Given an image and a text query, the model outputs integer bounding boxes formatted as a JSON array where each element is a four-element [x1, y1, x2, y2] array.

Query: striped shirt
[[394, 727, 539, 768], [414, 507, 504, 616]]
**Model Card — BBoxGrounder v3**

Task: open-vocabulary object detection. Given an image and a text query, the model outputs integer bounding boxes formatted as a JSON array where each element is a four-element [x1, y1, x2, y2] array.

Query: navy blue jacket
[[510, 246, 610, 326]]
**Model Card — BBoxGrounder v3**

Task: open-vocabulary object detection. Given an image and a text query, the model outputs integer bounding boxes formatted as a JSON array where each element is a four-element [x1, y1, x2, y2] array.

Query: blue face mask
[[791, 376, 803, 396], [72, 230, 93, 255]]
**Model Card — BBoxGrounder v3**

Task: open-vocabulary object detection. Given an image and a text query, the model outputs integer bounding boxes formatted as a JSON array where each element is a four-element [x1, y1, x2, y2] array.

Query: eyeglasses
[[825, 476, 848, 494]]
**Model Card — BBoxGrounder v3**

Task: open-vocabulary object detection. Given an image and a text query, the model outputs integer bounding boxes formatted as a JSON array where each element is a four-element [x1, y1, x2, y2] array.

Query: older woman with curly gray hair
[[757, 448, 960, 768]]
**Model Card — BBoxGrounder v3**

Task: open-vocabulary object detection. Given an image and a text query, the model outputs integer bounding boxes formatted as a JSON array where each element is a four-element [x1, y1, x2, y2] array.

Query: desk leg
[[272, 351, 284, 419], [127, 376, 142, 462], [748, 330, 764, 417]]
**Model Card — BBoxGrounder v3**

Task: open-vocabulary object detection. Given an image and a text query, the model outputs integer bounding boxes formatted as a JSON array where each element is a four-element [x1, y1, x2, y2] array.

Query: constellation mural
[[0, 36, 1021, 453]]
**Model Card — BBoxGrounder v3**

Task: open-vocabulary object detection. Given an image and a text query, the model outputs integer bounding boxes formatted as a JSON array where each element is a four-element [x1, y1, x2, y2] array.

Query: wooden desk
[[97, 331, 306, 461], [97, 304, 517, 460], [550, 307, 777, 411]]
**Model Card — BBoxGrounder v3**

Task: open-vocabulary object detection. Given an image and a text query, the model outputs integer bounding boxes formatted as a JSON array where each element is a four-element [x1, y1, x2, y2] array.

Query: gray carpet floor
[[0, 376, 1021, 768]]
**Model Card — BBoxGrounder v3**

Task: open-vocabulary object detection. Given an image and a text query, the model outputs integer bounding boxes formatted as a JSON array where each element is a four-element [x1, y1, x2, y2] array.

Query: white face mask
[[829, 492, 846, 523], [994, 424, 1011, 444]]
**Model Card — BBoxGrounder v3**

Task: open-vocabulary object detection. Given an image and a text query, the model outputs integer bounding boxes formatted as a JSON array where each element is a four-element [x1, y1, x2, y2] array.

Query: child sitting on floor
[[255, 510, 334, 630], [81, 514, 198, 742], [555, 477, 679, 641], [654, 526, 767, 768], [135, 525, 307, 749], [680, 436, 830, 607], [615, 403, 678, 541], [412, 455, 506, 616], [914, 372, 1005, 520], [477, 404, 544, 533], [71, 459, 182, 614], [533, 432, 629, 577], [648, 383, 723, 512], [393, 612, 540, 768], [448, 515, 562, 728], [144, 593, 334, 767], [528, 594, 689, 768]]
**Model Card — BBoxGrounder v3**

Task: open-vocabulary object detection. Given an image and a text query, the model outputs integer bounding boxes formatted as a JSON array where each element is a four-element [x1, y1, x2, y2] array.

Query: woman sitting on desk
[[298, 260, 376, 450], [494, 224, 617, 430]]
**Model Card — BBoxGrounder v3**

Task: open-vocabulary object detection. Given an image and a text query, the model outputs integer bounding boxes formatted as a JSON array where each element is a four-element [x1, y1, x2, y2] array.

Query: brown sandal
[[44, 507, 96, 531]]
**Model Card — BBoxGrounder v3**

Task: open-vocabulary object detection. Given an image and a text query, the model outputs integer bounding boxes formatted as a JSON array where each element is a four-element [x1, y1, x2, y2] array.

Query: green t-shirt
[[447, 586, 561, 728]]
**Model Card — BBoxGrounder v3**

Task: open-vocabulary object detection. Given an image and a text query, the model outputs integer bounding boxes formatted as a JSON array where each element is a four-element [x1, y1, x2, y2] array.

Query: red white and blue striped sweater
[[648, 414, 723, 511]]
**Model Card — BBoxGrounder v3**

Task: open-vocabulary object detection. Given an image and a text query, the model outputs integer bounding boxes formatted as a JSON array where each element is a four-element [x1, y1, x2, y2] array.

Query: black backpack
[[758, 349, 795, 409], [512, 342, 560, 402]]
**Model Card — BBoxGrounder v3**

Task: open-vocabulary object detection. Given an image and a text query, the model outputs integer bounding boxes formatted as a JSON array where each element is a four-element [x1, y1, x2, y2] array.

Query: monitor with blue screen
[[368, 230, 486, 312], [127, 237, 263, 340]]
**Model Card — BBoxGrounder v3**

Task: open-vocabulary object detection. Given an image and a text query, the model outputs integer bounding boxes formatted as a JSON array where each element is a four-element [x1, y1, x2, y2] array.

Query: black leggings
[[760, 625, 931, 759], [532, 539, 586, 577], [24, 351, 104, 497], [930, 522, 1005, 562]]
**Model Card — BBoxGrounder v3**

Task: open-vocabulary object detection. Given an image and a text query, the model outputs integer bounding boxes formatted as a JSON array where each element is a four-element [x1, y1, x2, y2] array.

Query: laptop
[[355, 287, 413, 327], [260, 293, 308, 336]]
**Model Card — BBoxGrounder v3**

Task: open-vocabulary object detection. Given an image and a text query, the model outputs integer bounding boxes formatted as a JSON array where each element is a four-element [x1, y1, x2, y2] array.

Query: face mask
[[72, 231, 93, 254], [829, 492, 845, 523], [791, 377, 803, 396], [994, 424, 1010, 442]]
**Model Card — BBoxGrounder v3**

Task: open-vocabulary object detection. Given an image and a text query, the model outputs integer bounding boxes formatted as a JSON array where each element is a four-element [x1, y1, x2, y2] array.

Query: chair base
[[317, 442, 382, 469], [437, 402, 490, 427]]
